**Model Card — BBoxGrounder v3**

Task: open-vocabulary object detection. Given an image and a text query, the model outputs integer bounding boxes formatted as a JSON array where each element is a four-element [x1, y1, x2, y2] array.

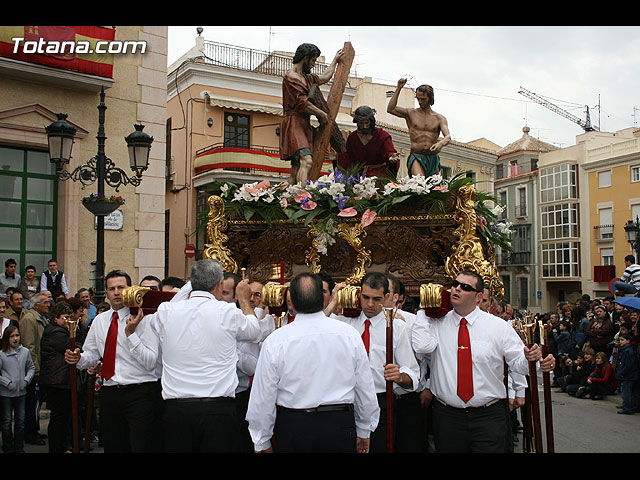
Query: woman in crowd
[[39, 301, 74, 453], [583, 351, 617, 400], [587, 305, 615, 356]]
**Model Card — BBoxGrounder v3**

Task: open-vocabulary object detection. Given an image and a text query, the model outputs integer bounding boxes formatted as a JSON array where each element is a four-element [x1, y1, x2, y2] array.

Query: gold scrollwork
[[337, 222, 372, 285], [445, 185, 504, 301], [122, 286, 150, 308], [203, 195, 238, 273], [304, 222, 323, 274]]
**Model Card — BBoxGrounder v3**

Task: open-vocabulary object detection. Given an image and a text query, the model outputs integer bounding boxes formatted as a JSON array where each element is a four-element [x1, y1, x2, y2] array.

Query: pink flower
[[257, 180, 270, 190], [433, 185, 448, 192], [280, 197, 288, 209], [338, 207, 358, 217], [361, 209, 377, 227], [244, 187, 259, 195], [301, 200, 317, 211], [295, 191, 312, 203]]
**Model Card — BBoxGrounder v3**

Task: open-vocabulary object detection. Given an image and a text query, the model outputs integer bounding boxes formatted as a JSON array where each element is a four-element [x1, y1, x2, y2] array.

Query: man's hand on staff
[[524, 344, 556, 372]]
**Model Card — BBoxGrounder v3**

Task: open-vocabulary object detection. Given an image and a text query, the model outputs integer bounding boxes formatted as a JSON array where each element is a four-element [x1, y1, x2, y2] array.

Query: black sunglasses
[[451, 279, 481, 293]]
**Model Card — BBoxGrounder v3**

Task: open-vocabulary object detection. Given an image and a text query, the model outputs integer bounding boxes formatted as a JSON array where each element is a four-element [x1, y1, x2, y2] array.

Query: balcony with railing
[[201, 40, 332, 79], [593, 224, 614, 242]]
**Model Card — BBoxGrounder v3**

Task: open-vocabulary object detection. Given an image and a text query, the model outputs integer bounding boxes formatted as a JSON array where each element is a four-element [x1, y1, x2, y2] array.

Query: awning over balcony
[[207, 95, 283, 116], [194, 145, 333, 176]]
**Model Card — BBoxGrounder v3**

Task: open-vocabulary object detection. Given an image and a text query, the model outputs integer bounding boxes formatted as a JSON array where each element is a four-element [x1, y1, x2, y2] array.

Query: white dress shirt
[[246, 311, 380, 451], [146, 291, 267, 400], [411, 306, 530, 408], [393, 310, 429, 394], [77, 306, 160, 386], [334, 311, 420, 395]]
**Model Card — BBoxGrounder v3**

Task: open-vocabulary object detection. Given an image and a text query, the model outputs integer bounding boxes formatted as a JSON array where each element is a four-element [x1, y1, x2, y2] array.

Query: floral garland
[[215, 168, 513, 255]]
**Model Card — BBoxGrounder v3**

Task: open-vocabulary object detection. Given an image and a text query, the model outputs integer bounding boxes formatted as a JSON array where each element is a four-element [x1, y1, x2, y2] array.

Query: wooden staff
[[83, 373, 96, 453], [65, 317, 80, 453], [522, 378, 533, 453], [383, 306, 396, 453], [524, 318, 543, 453], [539, 321, 555, 453]]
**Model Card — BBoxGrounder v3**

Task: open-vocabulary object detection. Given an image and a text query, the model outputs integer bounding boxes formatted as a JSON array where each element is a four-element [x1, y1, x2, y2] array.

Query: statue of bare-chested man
[[387, 78, 451, 178], [280, 43, 344, 184]]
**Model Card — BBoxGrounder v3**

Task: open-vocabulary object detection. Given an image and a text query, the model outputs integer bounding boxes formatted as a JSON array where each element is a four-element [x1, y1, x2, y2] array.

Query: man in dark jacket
[[615, 333, 640, 414]]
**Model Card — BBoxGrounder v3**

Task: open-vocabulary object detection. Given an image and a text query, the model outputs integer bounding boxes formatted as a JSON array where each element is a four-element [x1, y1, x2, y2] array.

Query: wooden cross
[[309, 41, 355, 180]]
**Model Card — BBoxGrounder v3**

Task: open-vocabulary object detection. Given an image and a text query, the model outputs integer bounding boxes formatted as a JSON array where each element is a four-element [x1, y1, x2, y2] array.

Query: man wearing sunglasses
[[411, 271, 555, 453]]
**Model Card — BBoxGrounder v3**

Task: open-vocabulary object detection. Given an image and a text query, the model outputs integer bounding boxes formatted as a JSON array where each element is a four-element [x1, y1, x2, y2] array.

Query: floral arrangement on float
[[213, 167, 513, 256]]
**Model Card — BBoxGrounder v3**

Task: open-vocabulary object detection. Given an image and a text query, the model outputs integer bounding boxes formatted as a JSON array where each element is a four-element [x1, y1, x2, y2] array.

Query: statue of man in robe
[[387, 78, 451, 178], [279, 43, 343, 184], [328, 105, 400, 178]]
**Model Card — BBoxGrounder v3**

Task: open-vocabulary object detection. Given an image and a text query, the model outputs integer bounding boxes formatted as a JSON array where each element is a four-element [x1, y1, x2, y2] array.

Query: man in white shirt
[[141, 259, 269, 453], [246, 272, 380, 453], [411, 270, 555, 453], [64, 269, 160, 453], [328, 272, 420, 453]]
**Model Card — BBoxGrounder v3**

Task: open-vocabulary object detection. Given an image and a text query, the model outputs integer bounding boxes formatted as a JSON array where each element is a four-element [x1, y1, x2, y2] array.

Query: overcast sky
[[167, 25, 640, 149]]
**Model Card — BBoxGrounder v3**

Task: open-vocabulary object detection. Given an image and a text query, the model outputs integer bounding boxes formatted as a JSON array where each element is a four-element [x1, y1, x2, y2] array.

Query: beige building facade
[[0, 26, 168, 293]]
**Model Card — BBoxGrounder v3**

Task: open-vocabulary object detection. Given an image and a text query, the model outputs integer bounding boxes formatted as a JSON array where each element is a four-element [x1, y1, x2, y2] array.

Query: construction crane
[[518, 86, 598, 132]]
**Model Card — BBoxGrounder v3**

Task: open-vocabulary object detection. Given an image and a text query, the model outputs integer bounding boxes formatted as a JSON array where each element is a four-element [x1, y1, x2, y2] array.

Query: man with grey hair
[[130, 258, 270, 452]]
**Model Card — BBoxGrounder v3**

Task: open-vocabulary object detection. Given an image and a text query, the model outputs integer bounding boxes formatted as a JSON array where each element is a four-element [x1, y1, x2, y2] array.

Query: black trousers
[[371, 392, 396, 453], [274, 404, 356, 453], [395, 391, 428, 453], [163, 397, 240, 453], [42, 385, 72, 453], [432, 399, 510, 453], [235, 388, 253, 453], [99, 382, 157, 453]]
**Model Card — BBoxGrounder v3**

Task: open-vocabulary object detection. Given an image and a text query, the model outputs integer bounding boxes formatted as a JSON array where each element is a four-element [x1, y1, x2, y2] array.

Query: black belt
[[102, 381, 156, 390], [277, 403, 354, 414], [165, 396, 235, 404]]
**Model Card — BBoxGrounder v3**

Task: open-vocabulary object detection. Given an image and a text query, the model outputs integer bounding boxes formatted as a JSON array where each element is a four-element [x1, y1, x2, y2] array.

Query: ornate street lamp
[[624, 217, 640, 262], [46, 86, 153, 303]]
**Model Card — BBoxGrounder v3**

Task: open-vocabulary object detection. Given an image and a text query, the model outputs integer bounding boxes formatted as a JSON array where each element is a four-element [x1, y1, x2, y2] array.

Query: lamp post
[[624, 217, 640, 262], [46, 86, 153, 304]]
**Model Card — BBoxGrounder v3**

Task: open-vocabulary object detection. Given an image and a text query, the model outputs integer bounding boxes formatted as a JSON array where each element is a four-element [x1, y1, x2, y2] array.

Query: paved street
[[513, 378, 640, 454]]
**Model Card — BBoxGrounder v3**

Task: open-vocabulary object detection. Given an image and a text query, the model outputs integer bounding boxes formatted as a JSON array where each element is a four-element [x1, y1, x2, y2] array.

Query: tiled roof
[[497, 126, 558, 156]]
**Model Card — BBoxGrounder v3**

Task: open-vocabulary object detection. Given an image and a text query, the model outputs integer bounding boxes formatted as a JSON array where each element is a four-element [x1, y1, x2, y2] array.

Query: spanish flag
[[0, 26, 116, 78]]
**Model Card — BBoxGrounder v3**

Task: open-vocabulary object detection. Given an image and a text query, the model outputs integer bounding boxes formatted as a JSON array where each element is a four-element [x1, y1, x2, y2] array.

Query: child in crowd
[[0, 325, 35, 452], [584, 351, 617, 399], [615, 333, 640, 415]]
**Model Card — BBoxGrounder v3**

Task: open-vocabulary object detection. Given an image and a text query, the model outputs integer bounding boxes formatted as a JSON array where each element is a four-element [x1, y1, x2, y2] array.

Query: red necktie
[[101, 311, 118, 380], [362, 319, 371, 355], [457, 317, 474, 403]]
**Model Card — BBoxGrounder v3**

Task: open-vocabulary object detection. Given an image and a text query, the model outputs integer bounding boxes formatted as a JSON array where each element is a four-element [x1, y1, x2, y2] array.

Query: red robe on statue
[[336, 128, 396, 177]]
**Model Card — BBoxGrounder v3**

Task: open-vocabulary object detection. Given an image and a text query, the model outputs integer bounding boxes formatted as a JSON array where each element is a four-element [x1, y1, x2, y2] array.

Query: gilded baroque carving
[[203, 195, 238, 274]]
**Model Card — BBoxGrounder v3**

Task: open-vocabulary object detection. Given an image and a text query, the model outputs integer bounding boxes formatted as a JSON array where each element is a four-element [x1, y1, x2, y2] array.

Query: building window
[[440, 165, 452, 179], [223, 112, 250, 148], [541, 203, 579, 240], [540, 164, 578, 203], [501, 275, 511, 304], [632, 166, 640, 183], [542, 242, 580, 278], [598, 170, 611, 188], [0, 146, 57, 273], [601, 247, 614, 266], [519, 277, 528, 309], [598, 207, 613, 239], [496, 163, 504, 179], [511, 225, 531, 264], [517, 187, 527, 216]]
